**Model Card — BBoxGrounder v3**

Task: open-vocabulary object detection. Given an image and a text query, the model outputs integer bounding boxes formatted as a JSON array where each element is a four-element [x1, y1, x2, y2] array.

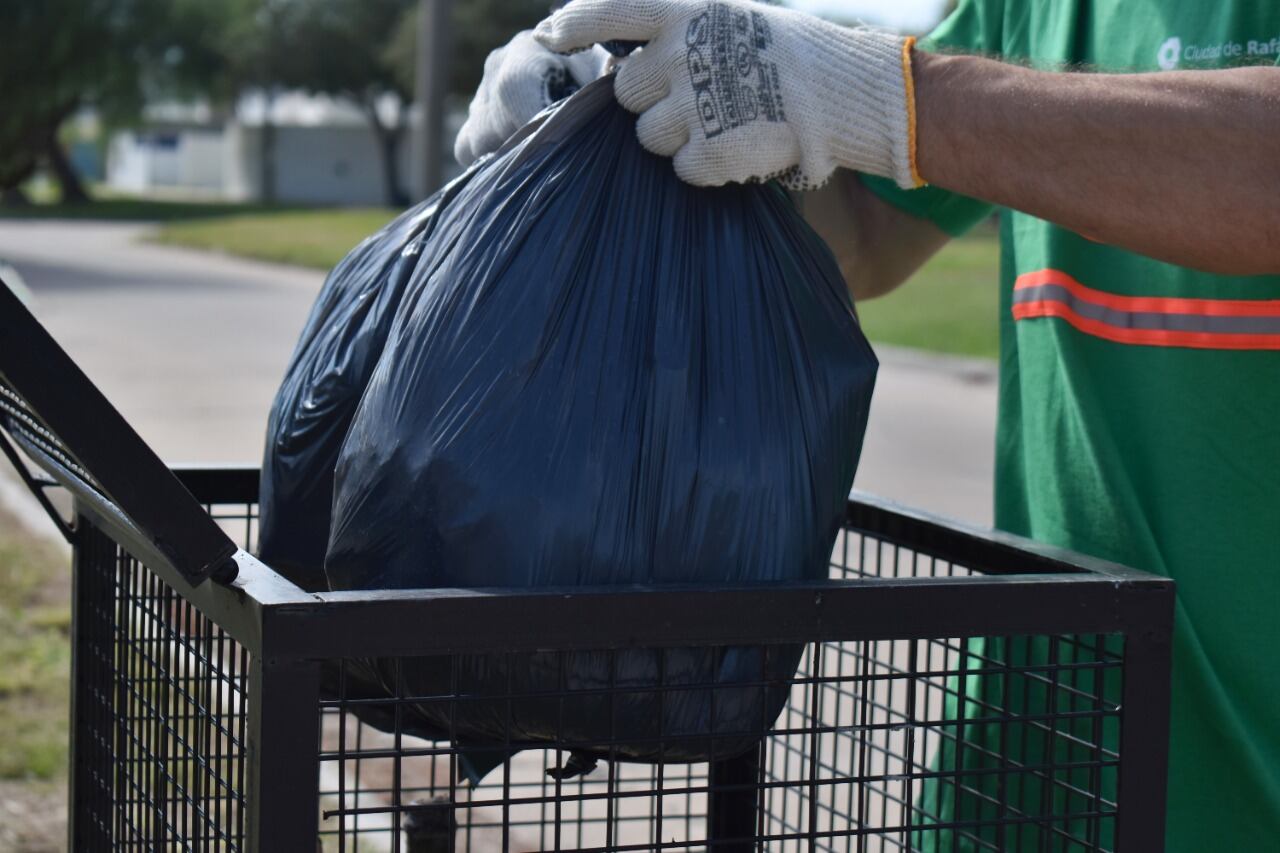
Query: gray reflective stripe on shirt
[[1012, 284, 1280, 335]]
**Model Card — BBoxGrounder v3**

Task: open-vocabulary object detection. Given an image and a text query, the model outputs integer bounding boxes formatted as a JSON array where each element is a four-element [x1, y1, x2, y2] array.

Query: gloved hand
[[534, 0, 923, 190], [454, 31, 612, 167]]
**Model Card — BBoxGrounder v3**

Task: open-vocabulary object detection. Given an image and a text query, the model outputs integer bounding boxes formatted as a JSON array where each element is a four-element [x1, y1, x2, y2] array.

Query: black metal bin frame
[[0, 279, 1175, 851]]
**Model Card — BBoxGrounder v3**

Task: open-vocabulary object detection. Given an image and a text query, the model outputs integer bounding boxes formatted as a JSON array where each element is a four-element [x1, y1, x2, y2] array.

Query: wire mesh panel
[[66, 474, 1164, 853], [763, 637, 1121, 852], [71, 522, 252, 851], [317, 686, 719, 852], [311, 530, 1123, 853], [811, 530, 1123, 851]]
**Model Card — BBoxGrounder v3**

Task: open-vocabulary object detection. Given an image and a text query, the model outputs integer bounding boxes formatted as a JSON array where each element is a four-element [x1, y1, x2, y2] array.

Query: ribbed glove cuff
[[806, 23, 922, 189]]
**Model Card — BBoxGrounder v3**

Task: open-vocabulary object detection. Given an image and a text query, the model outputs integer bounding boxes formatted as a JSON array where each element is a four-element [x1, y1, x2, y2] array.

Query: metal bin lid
[[0, 277, 238, 585]]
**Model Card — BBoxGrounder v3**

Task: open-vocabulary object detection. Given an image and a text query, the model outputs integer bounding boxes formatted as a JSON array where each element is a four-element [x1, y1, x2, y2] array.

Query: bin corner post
[[245, 654, 323, 852], [68, 518, 111, 852], [1115, 593, 1175, 852]]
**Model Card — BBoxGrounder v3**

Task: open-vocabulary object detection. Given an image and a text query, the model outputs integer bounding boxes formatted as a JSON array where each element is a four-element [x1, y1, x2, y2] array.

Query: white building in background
[[105, 92, 463, 206]]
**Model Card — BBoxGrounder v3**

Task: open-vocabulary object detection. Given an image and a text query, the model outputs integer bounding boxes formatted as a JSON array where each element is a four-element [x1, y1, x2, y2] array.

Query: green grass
[[857, 224, 1001, 360], [0, 510, 70, 781], [3, 185, 392, 269], [153, 208, 397, 269], [154, 207, 1001, 356], [9, 184, 1001, 358]]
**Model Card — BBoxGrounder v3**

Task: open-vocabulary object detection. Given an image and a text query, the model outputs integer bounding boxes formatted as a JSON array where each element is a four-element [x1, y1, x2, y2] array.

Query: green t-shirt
[[864, 2, 1280, 850]]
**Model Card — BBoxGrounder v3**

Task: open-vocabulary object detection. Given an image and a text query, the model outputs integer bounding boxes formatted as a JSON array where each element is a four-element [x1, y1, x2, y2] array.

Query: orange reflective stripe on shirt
[[1012, 269, 1280, 350]]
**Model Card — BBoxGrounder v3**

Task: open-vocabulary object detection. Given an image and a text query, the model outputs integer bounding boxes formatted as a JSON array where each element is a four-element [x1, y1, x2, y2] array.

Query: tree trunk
[[416, 0, 453, 197], [260, 90, 278, 204], [365, 99, 409, 208], [1, 187, 31, 207], [45, 133, 90, 204]]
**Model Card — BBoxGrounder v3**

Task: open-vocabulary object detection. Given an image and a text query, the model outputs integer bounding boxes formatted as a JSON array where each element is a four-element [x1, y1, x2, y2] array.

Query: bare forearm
[[914, 54, 1280, 275], [802, 170, 951, 302]]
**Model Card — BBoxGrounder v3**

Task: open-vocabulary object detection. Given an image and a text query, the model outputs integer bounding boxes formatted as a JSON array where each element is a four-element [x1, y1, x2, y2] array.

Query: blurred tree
[[162, 0, 561, 207], [274, 0, 555, 204], [386, 1, 554, 103], [215, 0, 293, 202], [0, 0, 243, 204], [0, 0, 557, 206], [271, 0, 417, 206], [0, 0, 127, 203]]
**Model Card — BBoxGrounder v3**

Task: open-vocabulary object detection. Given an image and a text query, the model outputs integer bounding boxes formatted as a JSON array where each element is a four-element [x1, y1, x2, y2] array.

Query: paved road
[[0, 219, 996, 533], [1, 221, 319, 464]]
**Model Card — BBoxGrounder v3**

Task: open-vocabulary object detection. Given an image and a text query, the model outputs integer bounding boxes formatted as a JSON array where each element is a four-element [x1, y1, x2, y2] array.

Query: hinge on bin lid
[[0, 277, 239, 586]]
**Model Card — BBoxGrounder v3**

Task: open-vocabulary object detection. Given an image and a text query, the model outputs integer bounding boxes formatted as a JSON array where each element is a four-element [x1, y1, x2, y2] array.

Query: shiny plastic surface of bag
[[258, 170, 480, 590], [325, 77, 879, 777]]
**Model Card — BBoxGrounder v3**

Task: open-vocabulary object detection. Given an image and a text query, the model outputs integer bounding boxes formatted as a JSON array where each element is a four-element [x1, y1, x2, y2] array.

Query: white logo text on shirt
[[1157, 35, 1280, 69]]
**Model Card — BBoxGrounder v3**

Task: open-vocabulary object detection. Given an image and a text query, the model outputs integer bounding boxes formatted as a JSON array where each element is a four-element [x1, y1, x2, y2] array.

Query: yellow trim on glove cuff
[[901, 37, 925, 188]]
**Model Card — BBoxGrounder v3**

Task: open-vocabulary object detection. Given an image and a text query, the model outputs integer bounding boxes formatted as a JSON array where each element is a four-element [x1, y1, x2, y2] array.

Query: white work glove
[[534, 0, 923, 190], [454, 31, 612, 167]]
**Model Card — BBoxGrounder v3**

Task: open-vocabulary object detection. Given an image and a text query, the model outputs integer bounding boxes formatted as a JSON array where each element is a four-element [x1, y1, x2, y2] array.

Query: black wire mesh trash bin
[[0, 280, 1175, 852]]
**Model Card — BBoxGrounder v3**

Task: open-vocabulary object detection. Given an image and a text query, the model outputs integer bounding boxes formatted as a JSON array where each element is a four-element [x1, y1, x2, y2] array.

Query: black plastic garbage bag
[[258, 169, 481, 590], [325, 77, 878, 779]]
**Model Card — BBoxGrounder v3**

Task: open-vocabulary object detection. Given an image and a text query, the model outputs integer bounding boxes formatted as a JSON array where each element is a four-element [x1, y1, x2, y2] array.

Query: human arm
[[800, 170, 951, 301], [535, 0, 1280, 276], [914, 54, 1280, 276], [452, 20, 941, 302], [802, 58, 1280, 295]]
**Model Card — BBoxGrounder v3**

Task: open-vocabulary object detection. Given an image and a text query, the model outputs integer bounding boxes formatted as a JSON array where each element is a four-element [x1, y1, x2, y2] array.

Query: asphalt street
[[0, 219, 996, 534]]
